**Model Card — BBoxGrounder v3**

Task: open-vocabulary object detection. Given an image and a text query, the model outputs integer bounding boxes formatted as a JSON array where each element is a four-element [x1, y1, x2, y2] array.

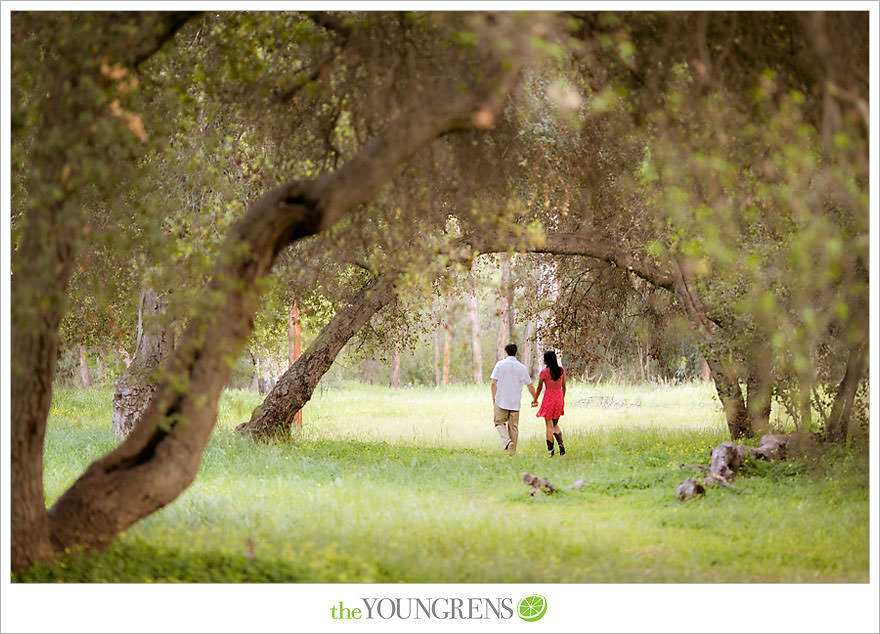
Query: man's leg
[[507, 409, 520, 455], [494, 405, 512, 451]]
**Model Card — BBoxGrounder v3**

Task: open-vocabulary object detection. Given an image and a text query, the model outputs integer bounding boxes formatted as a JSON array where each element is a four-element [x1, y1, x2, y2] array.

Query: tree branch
[[131, 12, 202, 70]]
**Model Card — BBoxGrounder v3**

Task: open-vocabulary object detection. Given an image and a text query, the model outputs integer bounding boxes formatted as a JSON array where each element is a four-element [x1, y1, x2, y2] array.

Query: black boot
[[546, 439, 555, 456], [554, 432, 565, 456]]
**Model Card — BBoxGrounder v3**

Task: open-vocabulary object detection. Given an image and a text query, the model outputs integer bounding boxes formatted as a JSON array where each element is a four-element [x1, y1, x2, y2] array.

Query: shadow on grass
[[13, 540, 304, 583]]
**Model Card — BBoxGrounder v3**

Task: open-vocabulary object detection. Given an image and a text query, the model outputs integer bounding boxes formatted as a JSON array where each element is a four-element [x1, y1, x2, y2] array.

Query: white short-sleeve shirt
[[490, 356, 532, 411]]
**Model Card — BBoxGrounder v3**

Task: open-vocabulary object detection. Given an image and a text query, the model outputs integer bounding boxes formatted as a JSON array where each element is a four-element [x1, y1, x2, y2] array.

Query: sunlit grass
[[24, 381, 868, 582]]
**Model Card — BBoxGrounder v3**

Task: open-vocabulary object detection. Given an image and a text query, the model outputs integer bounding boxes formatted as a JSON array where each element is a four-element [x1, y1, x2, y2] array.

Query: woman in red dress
[[532, 350, 566, 456]]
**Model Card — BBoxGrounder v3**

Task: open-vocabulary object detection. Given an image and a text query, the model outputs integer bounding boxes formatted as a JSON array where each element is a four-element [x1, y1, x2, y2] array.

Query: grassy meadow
[[16, 381, 869, 582]]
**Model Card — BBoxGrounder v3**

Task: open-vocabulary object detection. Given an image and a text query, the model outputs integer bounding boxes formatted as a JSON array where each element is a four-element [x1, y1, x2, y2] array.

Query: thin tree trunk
[[442, 321, 451, 386], [112, 288, 175, 438], [469, 267, 483, 384], [78, 345, 91, 388], [506, 256, 516, 341], [705, 354, 752, 439], [496, 256, 511, 360], [288, 298, 303, 426], [433, 296, 442, 387], [390, 346, 402, 388], [522, 319, 534, 376], [235, 276, 397, 440], [825, 342, 867, 443]]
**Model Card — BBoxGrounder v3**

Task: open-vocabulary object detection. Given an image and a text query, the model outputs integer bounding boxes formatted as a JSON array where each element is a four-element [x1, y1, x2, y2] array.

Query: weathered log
[[708, 441, 748, 484], [749, 433, 788, 461], [676, 478, 706, 500]]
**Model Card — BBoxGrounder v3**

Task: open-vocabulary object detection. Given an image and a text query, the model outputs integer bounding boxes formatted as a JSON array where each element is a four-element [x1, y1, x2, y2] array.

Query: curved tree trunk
[[11, 202, 75, 572], [44, 76, 511, 557], [112, 288, 175, 438], [235, 275, 397, 440]]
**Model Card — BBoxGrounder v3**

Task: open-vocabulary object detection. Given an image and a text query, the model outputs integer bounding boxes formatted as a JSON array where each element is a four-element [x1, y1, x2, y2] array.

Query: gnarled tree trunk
[[44, 76, 510, 557], [112, 288, 175, 438], [235, 275, 397, 441], [11, 202, 75, 572]]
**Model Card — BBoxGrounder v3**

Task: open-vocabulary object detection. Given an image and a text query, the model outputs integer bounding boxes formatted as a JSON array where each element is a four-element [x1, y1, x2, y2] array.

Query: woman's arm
[[534, 376, 544, 401], [561, 372, 566, 398]]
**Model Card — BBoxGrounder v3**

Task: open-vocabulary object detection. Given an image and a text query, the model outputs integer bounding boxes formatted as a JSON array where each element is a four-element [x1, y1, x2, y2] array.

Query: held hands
[[531, 400, 539, 408]]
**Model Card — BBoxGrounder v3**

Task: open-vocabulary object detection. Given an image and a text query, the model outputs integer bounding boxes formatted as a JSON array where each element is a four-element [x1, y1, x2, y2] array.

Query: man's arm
[[491, 379, 498, 406], [527, 381, 538, 402]]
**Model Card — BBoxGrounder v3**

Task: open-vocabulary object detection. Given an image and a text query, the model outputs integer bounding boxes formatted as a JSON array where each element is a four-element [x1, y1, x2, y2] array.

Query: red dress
[[536, 367, 565, 419]]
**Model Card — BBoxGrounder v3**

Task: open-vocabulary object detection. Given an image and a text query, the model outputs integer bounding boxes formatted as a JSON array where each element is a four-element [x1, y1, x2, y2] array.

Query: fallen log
[[749, 433, 788, 461], [676, 433, 799, 498]]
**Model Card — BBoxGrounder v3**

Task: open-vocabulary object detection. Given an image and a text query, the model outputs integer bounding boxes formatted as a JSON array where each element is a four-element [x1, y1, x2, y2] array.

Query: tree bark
[[825, 341, 867, 443], [288, 298, 303, 426], [390, 346, 402, 388], [522, 319, 535, 377], [112, 288, 175, 438], [469, 267, 483, 384], [11, 202, 73, 572], [78, 345, 91, 388], [235, 275, 397, 441], [699, 358, 711, 381], [746, 368, 773, 437], [45, 78, 508, 555]]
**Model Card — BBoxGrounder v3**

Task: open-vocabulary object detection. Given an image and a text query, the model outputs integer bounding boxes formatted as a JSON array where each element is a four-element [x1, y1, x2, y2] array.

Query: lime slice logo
[[517, 594, 547, 622]]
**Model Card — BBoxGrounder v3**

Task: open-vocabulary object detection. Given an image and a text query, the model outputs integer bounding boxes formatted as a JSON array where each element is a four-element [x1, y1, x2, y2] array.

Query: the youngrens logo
[[517, 594, 547, 622], [329, 595, 547, 621]]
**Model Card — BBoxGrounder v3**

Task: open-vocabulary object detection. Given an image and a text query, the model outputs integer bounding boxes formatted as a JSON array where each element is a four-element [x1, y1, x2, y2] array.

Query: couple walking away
[[490, 343, 566, 457]]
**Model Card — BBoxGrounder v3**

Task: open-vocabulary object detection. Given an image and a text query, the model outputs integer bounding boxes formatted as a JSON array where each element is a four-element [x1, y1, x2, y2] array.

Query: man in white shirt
[[490, 343, 538, 455]]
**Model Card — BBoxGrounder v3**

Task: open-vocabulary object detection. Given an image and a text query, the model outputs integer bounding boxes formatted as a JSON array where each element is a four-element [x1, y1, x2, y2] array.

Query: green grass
[[17, 381, 869, 582]]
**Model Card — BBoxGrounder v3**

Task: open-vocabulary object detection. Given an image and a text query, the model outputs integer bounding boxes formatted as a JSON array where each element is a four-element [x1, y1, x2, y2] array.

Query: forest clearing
[[16, 382, 868, 583]]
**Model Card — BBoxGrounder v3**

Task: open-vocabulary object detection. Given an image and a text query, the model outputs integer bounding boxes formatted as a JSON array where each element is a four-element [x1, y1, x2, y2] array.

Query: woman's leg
[[544, 418, 555, 455], [552, 419, 565, 455]]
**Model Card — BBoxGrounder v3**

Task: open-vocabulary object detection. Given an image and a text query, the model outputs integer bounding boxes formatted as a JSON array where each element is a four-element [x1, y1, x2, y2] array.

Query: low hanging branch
[[46, 72, 520, 555]]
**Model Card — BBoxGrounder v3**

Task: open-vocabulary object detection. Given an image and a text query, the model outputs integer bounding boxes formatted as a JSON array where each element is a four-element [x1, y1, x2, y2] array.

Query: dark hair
[[544, 350, 562, 381], [504, 343, 518, 357]]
